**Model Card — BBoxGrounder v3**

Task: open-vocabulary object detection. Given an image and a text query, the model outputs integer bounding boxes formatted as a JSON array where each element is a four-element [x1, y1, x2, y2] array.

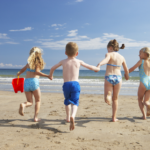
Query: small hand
[[124, 74, 129, 80], [17, 72, 20, 76], [95, 67, 100, 72], [49, 76, 53, 80]]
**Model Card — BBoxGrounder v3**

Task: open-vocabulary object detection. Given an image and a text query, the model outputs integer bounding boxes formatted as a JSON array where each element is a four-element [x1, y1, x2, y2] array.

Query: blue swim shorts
[[24, 78, 39, 92], [63, 81, 80, 106]]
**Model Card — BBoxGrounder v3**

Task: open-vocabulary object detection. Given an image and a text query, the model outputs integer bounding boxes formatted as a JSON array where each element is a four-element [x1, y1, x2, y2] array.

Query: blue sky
[[0, 0, 150, 70]]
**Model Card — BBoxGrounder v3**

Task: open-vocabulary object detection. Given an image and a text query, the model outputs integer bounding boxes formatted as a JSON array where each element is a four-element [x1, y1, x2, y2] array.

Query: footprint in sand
[[23, 143, 29, 148], [85, 107, 90, 109]]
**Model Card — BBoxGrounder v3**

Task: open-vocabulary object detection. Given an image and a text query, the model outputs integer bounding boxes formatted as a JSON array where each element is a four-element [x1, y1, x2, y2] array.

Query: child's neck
[[67, 56, 76, 59]]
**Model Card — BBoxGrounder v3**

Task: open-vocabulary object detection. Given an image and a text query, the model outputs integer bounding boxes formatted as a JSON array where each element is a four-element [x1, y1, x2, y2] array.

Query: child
[[129, 47, 150, 120], [96, 39, 129, 122], [17, 47, 50, 122], [49, 42, 100, 131]]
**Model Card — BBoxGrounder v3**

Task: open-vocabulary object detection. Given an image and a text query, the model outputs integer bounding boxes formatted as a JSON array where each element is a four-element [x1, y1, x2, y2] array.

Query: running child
[[96, 39, 129, 122], [17, 47, 50, 122], [49, 42, 100, 131], [129, 47, 150, 120]]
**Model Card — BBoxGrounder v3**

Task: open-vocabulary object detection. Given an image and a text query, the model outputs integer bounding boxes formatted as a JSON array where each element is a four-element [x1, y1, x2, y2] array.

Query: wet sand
[[0, 91, 150, 150]]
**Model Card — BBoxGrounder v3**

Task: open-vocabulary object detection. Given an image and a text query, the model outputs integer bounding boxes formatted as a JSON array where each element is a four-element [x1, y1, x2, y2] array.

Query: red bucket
[[12, 77, 24, 93]]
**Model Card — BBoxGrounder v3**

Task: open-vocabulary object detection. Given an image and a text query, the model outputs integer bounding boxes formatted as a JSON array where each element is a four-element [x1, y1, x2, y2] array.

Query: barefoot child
[[129, 47, 150, 120], [49, 42, 100, 130], [96, 39, 129, 122], [17, 47, 50, 122]]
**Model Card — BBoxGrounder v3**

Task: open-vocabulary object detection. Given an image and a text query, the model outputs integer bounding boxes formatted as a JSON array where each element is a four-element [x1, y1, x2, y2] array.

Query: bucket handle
[[17, 75, 19, 85]]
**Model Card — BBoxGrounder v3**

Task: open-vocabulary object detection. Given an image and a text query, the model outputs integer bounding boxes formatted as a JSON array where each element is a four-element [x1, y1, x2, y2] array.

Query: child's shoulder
[[74, 58, 84, 64]]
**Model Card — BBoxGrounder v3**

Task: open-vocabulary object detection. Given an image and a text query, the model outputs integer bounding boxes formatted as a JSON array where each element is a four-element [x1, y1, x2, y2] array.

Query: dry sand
[[0, 91, 150, 150]]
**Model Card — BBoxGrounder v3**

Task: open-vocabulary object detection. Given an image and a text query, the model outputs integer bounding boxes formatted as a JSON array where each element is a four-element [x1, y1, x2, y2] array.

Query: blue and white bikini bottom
[[24, 78, 39, 92], [105, 75, 122, 86]]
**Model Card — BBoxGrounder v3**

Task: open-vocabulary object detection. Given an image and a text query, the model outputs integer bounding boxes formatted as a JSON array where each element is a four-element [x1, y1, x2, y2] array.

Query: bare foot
[[111, 119, 119, 122], [147, 105, 150, 116], [64, 119, 70, 123], [34, 118, 41, 122], [139, 116, 146, 120], [70, 117, 75, 131], [106, 91, 111, 105], [19, 104, 24, 116]]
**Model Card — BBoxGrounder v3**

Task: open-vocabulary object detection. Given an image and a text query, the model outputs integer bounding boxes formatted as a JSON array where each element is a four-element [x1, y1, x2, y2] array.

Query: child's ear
[[76, 52, 78, 56], [65, 51, 67, 55]]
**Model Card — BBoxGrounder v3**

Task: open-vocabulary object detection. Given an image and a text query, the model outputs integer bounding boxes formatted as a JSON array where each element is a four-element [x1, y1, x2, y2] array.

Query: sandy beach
[[0, 91, 150, 150]]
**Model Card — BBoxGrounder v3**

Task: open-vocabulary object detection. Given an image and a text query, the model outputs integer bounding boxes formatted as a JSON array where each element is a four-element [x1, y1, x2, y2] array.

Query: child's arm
[[17, 64, 28, 76], [34, 66, 49, 78], [129, 60, 142, 73], [122, 58, 129, 80], [49, 61, 62, 80], [97, 53, 110, 67], [80, 61, 100, 72]]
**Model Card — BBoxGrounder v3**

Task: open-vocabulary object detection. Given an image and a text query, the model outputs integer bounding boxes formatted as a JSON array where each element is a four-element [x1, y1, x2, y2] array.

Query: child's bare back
[[60, 58, 92, 82], [61, 58, 80, 82], [105, 52, 125, 76]]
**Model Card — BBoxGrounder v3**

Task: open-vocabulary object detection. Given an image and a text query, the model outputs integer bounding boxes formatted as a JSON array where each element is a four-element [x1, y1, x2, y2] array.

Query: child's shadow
[[74, 117, 136, 127], [0, 116, 141, 132], [0, 119, 68, 133]]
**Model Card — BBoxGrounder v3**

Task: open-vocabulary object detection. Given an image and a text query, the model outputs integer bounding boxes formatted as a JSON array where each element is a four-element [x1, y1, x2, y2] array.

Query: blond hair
[[27, 47, 45, 70], [107, 39, 125, 51], [141, 47, 150, 59], [66, 42, 78, 57]]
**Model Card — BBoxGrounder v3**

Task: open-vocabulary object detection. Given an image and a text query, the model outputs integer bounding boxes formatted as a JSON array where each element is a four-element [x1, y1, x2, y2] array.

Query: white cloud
[[51, 23, 66, 27], [0, 33, 18, 44], [75, 0, 83, 2], [67, 30, 78, 37], [24, 39, 33, 41], [0, 63, 4, 67], [0, 33, 9, 39], [85, 23, 90, 25], [38, 39, 53, 41], [0, 63, 23, 68], [51, 24, 57, 27], [55, 28, 59, 30], [5, 41, 19, 44], [9, 27, 33, 32], [50, 35, 63, 38], [58, 24, 63, 26], [36, 32, 150, 50]]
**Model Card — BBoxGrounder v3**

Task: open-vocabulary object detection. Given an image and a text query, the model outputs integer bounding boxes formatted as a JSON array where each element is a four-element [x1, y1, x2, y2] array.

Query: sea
[[0, 69, 140, 95]]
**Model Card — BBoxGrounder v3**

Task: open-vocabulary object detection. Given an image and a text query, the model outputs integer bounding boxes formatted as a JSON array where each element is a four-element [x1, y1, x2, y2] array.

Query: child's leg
[[138, 82, 146, 119], [32, 88, 41, 122], [104, 80, 113, 105], [112, 80, 122, 122], [71, 104, 78, 119], [19, 91, 33, 116], [65, 104, 71, 122], [143, 90, 150, 116], [70, 104, 78, 131]]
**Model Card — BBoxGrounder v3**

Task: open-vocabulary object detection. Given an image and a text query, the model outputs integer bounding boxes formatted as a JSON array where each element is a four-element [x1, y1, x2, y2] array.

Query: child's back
[[25, 63, 39, 79], [106, 52, 125, 76], [62, 58, 82, 82], [143, 59, 150, 76]]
